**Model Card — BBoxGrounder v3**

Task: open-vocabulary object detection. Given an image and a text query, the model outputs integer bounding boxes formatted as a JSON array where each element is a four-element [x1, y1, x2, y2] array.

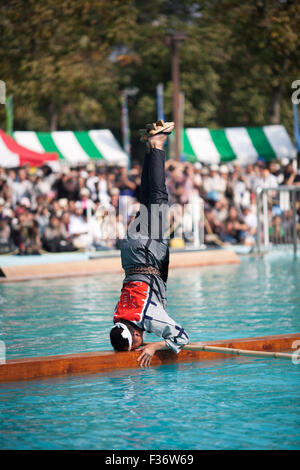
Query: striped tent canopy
[[14, 130, 128, 166], [0, 129, 58, 168], [182, 125, 297, 165]]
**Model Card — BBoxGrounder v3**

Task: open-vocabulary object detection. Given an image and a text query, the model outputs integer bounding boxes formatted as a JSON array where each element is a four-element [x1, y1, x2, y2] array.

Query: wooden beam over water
[[0, 333, 298, 383]]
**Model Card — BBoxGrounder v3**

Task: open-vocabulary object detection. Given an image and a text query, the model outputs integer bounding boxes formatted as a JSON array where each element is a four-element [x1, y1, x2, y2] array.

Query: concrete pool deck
[[0, 248, 240, 283]]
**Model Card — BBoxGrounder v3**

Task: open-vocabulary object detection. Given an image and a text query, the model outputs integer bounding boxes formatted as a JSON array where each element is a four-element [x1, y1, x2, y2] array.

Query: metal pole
[[121, 93, 130, 163], [121, 87, 138, 170], [171, 38, 180, 161], [179, 91, 184, 159], [292, 190, 297, 256], [192, 196, 200, 248], [256, 188, 262, 253], [263, 191, 269, 250], [168, 32, 185, 161], [156, 83, 165, 122]]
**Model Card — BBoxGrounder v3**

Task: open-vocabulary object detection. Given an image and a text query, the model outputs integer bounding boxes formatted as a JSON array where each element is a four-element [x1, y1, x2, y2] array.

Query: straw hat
[[80, 188, 90, 197], [20, 197, 31, 208], [219, 165, 229, 174], [210, 164, 219, 172], [194, 162, 202, 170]]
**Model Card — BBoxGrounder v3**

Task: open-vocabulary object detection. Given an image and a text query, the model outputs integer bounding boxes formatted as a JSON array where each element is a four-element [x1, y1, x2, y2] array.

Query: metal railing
[[256, 185, 300, 255]]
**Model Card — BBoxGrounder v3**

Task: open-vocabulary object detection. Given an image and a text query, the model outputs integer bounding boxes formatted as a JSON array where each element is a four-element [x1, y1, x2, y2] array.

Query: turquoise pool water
[[0, 253, 300, 449]]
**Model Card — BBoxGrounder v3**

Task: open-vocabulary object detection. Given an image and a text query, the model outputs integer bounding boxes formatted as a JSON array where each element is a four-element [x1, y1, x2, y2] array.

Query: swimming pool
[[0, 253, 299, 449]]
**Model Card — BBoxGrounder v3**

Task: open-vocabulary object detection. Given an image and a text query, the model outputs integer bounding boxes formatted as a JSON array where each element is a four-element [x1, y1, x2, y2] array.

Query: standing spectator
[[97, 167, 110, 207], [86, 164, 99, 201], [232, 170, 251, 207], [192, 162, 202, 195], [12, 168, 33, 207]]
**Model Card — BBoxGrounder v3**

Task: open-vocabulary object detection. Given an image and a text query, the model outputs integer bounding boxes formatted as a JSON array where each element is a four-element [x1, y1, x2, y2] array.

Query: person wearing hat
[[110, 121, 189, 367], [203, 163, 228, 199]]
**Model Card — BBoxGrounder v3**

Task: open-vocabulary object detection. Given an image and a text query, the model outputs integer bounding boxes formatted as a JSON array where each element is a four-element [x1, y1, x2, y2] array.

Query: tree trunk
[[269, 58, 288, 125], [49, 102, 58, 131], [269, 84, 282, 125]]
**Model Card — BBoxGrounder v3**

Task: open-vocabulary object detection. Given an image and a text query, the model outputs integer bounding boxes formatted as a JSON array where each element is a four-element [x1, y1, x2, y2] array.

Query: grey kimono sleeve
[[143, 306, 190, 354]]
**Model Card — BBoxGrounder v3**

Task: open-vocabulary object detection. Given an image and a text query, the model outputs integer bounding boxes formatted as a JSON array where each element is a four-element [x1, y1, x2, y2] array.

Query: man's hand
[[137, 341, 167, 368]]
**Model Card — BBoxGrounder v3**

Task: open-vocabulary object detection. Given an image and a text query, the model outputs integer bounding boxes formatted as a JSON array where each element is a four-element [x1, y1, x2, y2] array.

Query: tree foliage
[[0, 0, 299, 160]]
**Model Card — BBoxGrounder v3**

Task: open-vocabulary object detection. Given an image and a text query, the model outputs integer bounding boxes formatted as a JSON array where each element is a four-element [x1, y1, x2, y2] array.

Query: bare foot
[[140, 121, 174, 150], [148, 132, 170, 150]]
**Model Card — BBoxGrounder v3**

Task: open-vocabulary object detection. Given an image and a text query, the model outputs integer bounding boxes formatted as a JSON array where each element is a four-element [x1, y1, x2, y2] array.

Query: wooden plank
[[0, 333, 298, 383], [0, 249, 240, 283]]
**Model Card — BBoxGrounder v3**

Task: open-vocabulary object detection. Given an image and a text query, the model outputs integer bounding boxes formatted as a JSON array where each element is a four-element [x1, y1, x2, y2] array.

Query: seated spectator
[[222, 206, 249, 245], [204, 208, 225, 246], [61, 211, 71, 236], [12, 211, 41, 255], [269, 215, 285, 244], [34, 169, 51, 196], [68, 205, 103, 250], [99, 211, 125, 249], [0, 214, 14, 254], [193, 162, 202, 194], [218, 165, 229, 196], [258, 168, 278, 189], [109, 187, 120, 214], [0, 156, 298, 255], [79, 187, 95, 212], [37, 206, 50, 235], [203, 164, 225, 198], [283, 162, 300, 186], [241, 205, 257, 246], [69, 204, 92, 249], [53, 169, 80, 200], [0, 174, 12, 206], [214, 196, 229, 223], [42, 214, 76, 252]]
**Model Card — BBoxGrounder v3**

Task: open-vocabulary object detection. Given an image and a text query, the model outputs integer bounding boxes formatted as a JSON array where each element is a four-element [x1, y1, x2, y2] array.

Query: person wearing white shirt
[[69, 204, 92, 249]]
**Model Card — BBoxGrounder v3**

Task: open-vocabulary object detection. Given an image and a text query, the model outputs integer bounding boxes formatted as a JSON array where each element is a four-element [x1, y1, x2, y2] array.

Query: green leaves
[[0, 0, 298, 152]]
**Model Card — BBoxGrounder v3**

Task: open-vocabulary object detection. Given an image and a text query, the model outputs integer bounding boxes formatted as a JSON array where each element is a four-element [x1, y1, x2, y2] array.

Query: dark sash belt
[[125, 266, 161, 277]]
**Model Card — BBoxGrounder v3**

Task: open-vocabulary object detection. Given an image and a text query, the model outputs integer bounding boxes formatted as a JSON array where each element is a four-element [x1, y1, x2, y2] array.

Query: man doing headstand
[[110, 120, 189, 367]]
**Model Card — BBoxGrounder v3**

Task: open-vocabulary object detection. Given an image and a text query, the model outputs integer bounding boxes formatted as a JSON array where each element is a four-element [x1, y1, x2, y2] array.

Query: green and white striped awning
[[182, 125, 297, 165], [13, 130, 128, 166]]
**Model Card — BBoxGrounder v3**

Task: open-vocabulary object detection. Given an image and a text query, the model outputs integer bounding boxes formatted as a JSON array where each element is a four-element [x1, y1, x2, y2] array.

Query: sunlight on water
[[0, 254, 299, 449]]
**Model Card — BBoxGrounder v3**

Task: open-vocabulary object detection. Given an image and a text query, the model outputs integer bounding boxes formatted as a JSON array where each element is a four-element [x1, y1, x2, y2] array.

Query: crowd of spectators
[[0, 157, 299, 255]]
